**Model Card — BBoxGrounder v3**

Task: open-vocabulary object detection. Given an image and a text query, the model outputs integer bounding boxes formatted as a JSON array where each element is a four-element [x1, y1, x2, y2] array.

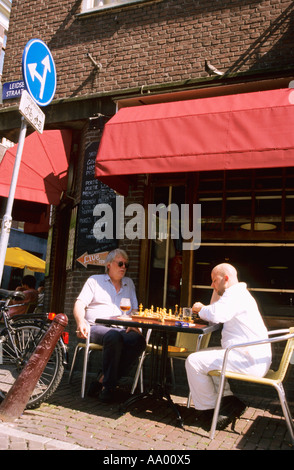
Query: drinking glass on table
[[183, 307, 192, 322], [120, 298, 131, 315]]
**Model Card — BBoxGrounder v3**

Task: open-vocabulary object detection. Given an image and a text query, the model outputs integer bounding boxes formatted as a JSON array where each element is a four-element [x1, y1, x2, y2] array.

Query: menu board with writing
[[76, 142, 117, 268]]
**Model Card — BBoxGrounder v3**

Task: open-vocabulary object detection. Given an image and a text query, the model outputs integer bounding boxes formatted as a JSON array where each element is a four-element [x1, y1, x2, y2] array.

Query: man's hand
[[73, 300, 89, 339], [192, 302, 205, 314], [76, 319, 89, 339], [126, 310, 142, 334], [126, 327, 142, 334]]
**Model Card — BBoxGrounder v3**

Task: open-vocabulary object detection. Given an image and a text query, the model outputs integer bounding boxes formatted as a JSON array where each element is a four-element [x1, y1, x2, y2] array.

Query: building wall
[[1, 0, 294, 383], [2, 0, 294, 104]]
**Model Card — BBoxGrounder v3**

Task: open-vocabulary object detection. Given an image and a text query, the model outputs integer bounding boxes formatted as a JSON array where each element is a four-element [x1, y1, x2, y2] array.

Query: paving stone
[[0, 373, 293, 451]]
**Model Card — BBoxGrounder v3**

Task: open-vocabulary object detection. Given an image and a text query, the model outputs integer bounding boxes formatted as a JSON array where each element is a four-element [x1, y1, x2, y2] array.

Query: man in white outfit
[[185, 263, 272, 429]]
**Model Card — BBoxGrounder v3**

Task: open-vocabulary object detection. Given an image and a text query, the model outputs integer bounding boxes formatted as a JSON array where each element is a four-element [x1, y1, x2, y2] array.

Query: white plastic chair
[[208, 328, 294, 443], [68, 321, 103, 398]]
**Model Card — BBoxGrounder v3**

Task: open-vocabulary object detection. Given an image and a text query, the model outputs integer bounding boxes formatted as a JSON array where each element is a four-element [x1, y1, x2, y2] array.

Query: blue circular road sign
[[22, 39, 57, 107]]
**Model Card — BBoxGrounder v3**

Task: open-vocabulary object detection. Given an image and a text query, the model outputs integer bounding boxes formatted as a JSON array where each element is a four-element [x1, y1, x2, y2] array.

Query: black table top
[[95, 315, 220, 335]]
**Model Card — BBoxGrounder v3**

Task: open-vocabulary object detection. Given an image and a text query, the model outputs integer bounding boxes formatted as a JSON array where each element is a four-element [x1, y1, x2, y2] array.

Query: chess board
[[131, 304, 192, 323]]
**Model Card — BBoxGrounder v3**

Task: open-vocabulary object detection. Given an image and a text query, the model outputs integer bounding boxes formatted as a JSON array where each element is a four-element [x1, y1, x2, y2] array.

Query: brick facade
[[63, 169, 146, 340], [2, 0, 294, 103]]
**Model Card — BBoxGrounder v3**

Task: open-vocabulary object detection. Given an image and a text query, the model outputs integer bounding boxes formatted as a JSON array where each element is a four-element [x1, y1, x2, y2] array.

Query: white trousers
[[185, 346, 271, 410]]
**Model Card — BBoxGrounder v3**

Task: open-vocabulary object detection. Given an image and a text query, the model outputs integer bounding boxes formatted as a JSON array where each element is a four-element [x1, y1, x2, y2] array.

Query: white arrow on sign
[[27, 55, 51, 100]]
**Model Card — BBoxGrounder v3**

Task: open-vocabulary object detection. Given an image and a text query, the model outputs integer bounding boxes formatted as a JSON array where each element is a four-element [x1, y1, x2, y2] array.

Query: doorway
[[147, 185, 186, 311]]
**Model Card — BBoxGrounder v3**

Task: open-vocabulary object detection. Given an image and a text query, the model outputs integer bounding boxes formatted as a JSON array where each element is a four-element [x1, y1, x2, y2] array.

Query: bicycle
[[0, 288, 68, 409]]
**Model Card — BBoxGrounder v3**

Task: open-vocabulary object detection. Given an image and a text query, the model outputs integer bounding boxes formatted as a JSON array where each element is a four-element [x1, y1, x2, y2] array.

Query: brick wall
[[64, 173, 145, 335], [2, 0, 294, 106], [61, 121, 146, 358]]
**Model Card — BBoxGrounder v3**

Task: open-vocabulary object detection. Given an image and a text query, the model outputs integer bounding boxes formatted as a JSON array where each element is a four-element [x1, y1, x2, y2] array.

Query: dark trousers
[[90, 324, 146, 389]]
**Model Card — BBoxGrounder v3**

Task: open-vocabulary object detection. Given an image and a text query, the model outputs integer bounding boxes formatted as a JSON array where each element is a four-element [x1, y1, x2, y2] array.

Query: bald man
[[185, 263, 272, 429]]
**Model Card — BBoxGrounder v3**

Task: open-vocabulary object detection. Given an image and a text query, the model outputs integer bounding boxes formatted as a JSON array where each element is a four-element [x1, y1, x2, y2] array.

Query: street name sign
[[19, 90, 45, 134], [2, 80, 25, 100], [22, 39, 57, 107]]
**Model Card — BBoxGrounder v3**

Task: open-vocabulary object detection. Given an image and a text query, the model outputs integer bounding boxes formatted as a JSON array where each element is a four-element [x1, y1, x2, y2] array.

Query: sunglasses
[[114, 260, 129, 269]]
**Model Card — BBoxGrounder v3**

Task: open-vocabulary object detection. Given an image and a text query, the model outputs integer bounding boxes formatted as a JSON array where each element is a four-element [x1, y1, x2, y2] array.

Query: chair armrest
[[220, 329, 294, 376], [84, 320, 91, 347], [268, 329, 290, 336], [168, 346, 187, 353]]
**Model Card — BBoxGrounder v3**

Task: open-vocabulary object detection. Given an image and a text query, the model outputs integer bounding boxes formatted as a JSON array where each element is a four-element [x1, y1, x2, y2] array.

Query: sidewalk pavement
[[0, 372, 293, 451]]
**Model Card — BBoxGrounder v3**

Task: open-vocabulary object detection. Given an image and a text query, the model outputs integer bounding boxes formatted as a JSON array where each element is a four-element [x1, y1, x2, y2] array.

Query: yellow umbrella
[[4, 247, 46, 273]]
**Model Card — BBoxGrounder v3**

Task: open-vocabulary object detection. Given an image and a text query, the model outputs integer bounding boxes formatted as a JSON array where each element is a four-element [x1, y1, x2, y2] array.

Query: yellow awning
[[5, 247, 45, 273]]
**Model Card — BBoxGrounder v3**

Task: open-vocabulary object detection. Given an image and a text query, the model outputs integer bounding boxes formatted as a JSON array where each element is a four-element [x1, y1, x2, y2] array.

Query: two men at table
[[186, 263, 272, 429], [73, 249, 146, 403], [74, 248, 271, 427]]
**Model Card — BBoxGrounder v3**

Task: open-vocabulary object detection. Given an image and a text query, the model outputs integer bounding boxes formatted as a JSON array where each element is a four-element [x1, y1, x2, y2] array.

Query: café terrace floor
[[1, 370, 293, 451]]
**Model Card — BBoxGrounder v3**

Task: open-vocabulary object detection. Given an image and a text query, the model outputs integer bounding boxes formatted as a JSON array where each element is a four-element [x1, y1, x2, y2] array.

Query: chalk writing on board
[[76, 142, 117, 266]]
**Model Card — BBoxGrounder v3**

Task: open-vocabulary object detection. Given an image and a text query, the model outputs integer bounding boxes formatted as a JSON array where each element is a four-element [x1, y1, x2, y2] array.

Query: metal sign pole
[[0, 39, 56, 286], [0, 116, 28, 285]]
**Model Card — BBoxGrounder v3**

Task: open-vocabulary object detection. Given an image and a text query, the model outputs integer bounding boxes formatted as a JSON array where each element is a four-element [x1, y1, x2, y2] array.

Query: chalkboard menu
[[76, 142, 117, 267]]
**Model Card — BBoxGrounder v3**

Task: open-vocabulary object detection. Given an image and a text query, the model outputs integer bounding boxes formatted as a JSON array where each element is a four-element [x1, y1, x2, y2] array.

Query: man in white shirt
[[185, 263, 272, 429], [73, 249, 146, 402]]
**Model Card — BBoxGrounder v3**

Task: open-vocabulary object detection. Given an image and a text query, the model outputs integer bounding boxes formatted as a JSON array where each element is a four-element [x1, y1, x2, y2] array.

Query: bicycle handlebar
[[0, 289, 26, 301]]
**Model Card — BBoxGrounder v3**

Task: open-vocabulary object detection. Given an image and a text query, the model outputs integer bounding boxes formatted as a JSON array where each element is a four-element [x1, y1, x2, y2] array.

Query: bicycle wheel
[[0, 320, 64, 408]]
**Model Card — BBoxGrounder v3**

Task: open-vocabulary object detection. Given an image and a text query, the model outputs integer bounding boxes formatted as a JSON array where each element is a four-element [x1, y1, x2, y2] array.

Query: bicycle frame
[[0, 290, 68, 365], [0, 289, 68, 408]]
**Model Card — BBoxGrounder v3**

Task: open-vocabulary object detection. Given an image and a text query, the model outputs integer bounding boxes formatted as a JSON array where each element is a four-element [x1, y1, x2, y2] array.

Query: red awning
[[0, 129, 72, 205], [95, 88, 294, 194]]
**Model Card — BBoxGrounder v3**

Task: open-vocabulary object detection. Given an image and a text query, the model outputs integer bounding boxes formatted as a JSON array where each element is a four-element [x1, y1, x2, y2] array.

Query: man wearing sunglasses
[[73, 249, 146, 403]]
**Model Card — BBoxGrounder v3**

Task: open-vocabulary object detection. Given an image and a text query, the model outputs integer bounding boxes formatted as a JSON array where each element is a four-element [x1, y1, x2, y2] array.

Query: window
[[197, 168, 294, 236], [147, 185, 186, 310], [192, 244, 294, 315], [81, 0, 148, 13], [192, 167, 294, 319]]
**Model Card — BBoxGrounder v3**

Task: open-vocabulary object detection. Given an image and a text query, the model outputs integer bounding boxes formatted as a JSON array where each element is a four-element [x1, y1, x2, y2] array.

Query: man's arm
[[192, 290, 221, 315], [192, 302, 205, 314], [73, 299, 89, 339]]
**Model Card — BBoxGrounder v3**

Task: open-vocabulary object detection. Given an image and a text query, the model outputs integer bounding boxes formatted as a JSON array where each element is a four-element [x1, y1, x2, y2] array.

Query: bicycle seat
[[0, 289, 26, 301]]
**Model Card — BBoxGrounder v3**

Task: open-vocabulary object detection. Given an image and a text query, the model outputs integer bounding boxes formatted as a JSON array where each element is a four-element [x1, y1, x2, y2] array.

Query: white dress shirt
[[186, 282, 272, 409], [199, 282, 272, 360], [76, 274, 138, 325]]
